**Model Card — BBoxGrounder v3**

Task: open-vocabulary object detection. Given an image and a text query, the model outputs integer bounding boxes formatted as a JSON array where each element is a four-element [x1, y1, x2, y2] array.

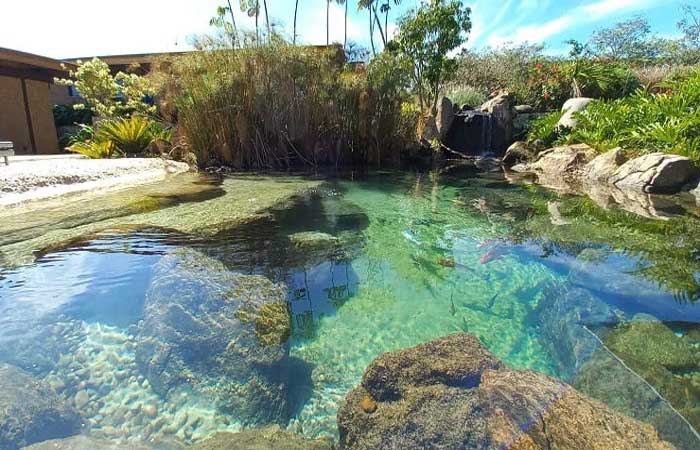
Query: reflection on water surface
[[1, 170, 700, 449]]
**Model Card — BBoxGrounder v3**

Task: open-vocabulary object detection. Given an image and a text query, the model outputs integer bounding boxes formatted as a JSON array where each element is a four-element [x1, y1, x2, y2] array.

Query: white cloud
[[487, 15, 573, 47], [481, 0, 670, 49]]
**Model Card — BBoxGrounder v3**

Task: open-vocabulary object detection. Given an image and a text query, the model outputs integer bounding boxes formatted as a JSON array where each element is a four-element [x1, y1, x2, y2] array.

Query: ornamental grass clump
[[157, 39, 415, 169]]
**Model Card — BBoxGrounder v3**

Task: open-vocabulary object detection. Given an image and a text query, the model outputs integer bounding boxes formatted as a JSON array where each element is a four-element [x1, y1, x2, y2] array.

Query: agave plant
[[68, 140, 117, 159], [96, 115, 167, 155]]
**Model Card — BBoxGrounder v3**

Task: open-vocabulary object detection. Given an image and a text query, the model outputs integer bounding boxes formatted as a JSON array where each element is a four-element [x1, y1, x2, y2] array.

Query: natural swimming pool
[[1, 169, 700, 449]]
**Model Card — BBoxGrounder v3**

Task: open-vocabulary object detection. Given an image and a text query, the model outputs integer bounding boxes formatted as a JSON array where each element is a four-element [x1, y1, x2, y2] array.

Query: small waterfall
[[445, 109, 495, 156]]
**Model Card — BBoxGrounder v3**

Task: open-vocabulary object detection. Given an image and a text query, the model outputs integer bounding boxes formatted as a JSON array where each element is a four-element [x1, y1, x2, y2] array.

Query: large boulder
[[512, 144, 597, 180], [584, 147, 627, 182], [337, 333, 673, 450], [0, 364, 82, 450], [502, 141, 535, 168], [435, 96, 454, 140], [479, 92, 514, 154], [557, 97, 593, 130], [135, 249, 295, 426], [187, 426, 333, 450], [609, 153, 698, 193]]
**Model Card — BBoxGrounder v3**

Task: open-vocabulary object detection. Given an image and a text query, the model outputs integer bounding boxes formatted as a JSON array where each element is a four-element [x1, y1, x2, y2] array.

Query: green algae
[[600, 320, 700, 431], [0, 173, 323, 268]]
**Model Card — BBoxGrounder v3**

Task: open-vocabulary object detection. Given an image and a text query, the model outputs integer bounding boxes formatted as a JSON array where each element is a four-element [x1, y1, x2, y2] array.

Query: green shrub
[[68, 140, 116, 159], [446, 87, 485, 108], [96, 116, 170, 155], [66, 116, 171, 158], [566, 71, 700, 159], [526, 110, 565, 146]]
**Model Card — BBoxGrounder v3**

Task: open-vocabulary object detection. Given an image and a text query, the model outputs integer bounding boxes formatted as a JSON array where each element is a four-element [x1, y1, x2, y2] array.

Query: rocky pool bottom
[[1, 170, 700, 449]]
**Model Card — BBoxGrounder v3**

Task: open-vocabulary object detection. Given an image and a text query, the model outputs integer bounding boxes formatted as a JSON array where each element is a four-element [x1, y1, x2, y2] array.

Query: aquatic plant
[[157, 40, 416, 169]]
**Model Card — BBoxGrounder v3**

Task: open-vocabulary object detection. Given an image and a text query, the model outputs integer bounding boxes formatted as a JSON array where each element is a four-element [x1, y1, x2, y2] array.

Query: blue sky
[[0, 0, 691, 59]]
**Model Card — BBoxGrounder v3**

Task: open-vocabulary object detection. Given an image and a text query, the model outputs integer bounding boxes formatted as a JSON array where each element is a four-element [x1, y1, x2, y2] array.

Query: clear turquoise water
[[1, 170, 700, 448]]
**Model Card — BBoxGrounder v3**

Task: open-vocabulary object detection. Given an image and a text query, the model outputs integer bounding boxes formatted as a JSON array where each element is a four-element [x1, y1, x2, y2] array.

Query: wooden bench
[[0, 141, 14, 166]]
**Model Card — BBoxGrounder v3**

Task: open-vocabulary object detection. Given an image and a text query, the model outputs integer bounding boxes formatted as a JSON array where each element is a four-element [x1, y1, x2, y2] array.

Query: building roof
[[0, 47, 75, 81], [63, 51, 192, 66]]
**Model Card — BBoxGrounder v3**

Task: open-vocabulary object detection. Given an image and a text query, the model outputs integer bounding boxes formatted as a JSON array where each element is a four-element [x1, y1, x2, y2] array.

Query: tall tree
[[394, 0, 472, 112]]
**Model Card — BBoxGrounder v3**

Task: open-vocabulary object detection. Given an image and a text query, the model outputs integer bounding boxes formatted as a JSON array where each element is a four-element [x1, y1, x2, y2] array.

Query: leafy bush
[[53, 105, 93, 127], [565, 71, 700, 159], [55, 58, 156, 118], [563, 59, 640, 99], [526, 110, 565, 147], [446, 86, 485, 108]]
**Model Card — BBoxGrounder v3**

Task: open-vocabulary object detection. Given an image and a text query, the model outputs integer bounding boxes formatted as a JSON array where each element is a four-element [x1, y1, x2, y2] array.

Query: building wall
[[27, 79, 59, 154], [0, 75, 32, 154], [0, 75, 59, 155]]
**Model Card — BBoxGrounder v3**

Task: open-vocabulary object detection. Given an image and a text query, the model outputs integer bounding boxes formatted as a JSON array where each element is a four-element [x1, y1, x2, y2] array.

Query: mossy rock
[[601, 320, 700, 431], [255, 302, 292, 347], [603, 320, 700, 370]]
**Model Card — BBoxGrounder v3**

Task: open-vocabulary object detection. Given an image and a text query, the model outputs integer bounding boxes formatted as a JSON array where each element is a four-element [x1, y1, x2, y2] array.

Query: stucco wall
[[0, 75, 32, 154], [27, 79, 59, 154], [0, 75, 59, 155]]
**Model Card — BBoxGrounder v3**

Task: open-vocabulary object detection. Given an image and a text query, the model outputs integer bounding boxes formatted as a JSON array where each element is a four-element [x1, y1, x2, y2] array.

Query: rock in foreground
[[135, 249, 294, 426], [0, 364, 82, 450], [337, 333, 674, 450], [188, 426, 333, 450], [22, 435, 158, 450]]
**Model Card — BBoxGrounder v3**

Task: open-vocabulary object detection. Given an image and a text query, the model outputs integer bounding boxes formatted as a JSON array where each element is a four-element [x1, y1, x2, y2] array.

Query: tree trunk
[[263, 0, 270, 35], [368, 6, 376, 56], [294, 0, 299, 44], [384, 0, 388, 42], [371, 1, 386, 45], [226, 0, 237, 47], [326, 0, 330, 45], [255, 1, 260, 42], [344, 0, 348, 48]]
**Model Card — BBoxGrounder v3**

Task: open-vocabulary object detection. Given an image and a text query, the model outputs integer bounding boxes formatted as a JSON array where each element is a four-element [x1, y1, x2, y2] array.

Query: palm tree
[[358, 0, 376, 55], [240, 0, 261, 42]]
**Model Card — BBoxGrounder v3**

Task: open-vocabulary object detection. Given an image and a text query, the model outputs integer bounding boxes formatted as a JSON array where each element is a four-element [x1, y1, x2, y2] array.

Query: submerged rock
[[135, 249, 295, 426], [535, 284, 700, 449], [337, 333, 673, 450], [0, 363, 82, 450], [22, 435, 158, 450], [610, 153, 698, 193], [187, 426, 333, 450], [557, 97, 593, 130]]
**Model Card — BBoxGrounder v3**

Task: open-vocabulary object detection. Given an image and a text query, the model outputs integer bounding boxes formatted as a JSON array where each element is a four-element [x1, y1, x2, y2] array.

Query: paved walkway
[[0, 157, 190, 206]]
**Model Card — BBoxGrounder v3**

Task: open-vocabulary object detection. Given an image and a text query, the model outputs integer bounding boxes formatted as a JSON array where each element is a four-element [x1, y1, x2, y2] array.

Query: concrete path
[[0, 157, 190, 206]]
